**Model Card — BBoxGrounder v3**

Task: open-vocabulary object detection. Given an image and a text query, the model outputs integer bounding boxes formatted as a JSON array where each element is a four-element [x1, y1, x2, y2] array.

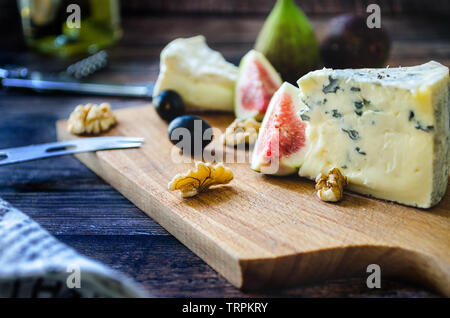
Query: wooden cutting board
[[56, 105, 450, 296]]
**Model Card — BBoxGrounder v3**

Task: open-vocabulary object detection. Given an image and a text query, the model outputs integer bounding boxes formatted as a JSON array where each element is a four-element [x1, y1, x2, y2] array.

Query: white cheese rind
[[153, 35, 239, 111], [295, 61, 449, 208]]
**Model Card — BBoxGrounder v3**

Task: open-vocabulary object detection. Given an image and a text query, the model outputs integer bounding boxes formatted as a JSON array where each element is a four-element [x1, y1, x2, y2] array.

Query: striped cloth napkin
[[0, 198, 148, 298]]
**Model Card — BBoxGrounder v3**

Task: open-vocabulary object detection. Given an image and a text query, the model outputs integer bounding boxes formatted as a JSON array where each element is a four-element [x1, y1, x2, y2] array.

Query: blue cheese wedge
[[296, 61, 449, 208], [153, 35, 238, 111], [252, 61, 449, 208]]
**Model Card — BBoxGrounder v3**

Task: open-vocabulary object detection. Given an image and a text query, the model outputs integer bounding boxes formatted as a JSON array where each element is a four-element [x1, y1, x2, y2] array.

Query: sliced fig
[[251, 82, 308, 175], [235, 50, 282, 121]]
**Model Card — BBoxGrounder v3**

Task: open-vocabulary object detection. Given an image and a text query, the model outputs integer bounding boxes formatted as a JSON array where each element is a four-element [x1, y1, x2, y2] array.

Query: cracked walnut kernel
[[315, 168, 347, 202], [168, 161, 233, 197], [68, 103, 117, 135], [221, 118, 261, 146]]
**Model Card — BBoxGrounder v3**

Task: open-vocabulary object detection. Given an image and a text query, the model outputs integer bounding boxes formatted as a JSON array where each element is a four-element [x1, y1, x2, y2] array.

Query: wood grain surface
[[1, 13, 449, 297], [56, 105, 450, 295]]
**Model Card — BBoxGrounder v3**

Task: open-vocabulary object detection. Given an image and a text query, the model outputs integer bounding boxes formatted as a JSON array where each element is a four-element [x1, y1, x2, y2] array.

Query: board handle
[[239, 245, 450, 296]]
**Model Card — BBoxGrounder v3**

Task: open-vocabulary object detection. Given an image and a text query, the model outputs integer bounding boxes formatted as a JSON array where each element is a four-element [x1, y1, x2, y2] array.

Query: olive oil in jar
[[18, 0, 122, 57]]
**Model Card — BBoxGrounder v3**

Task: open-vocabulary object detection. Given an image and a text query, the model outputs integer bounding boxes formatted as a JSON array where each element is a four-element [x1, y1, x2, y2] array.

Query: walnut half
[[221, 118, 261, 146], [315, 168, 347, 202], [68, 103, 117, 135], [168, 161, 233, 197]]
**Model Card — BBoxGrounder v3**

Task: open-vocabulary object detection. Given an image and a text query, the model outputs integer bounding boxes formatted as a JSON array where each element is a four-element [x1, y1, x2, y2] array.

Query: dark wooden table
[[0, 14, 448, 297]]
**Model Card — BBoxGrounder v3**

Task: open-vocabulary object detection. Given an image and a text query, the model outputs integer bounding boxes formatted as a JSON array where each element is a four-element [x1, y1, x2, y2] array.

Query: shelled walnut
[[168, 161, 233, 197], [315, 168, 347, 202], [67, 103, 117, 135], [221, 118, 260, 146]]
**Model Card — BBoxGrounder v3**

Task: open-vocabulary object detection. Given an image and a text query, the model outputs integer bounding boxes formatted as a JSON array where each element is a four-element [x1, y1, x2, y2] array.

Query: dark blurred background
[[3, 0, 450, 17], [1, 0, 449, 79], [0, 0, 450, 72]]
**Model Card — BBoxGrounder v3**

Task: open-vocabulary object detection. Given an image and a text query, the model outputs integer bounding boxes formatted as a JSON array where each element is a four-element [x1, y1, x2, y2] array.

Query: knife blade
[[1, 77, 155, 99], [0, 136, 145, 166]]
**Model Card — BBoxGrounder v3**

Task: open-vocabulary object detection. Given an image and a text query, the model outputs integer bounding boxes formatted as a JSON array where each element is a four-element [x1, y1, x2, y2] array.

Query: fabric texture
[[0, 198, 148, 298]]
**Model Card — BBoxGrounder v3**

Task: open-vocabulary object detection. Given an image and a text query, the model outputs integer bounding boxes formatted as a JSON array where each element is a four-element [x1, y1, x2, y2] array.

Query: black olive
[[168, 115, 213, 156], [153, 90, 185, 122]]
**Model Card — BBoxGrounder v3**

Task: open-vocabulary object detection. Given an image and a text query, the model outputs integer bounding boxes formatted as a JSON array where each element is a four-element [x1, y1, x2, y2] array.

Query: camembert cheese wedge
[[153, 35, 238, 111], [252, 61, 449, 208]]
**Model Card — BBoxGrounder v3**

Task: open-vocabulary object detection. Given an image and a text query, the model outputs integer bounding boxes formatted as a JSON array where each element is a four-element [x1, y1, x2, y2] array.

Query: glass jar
[[18, 0, 122, 57]]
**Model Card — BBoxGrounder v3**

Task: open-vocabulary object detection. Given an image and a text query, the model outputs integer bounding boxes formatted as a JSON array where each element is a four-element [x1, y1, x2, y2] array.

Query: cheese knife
[[0, 50, 155, 99], [1, 77, 155, 99], [0, 136, 144, 166]]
